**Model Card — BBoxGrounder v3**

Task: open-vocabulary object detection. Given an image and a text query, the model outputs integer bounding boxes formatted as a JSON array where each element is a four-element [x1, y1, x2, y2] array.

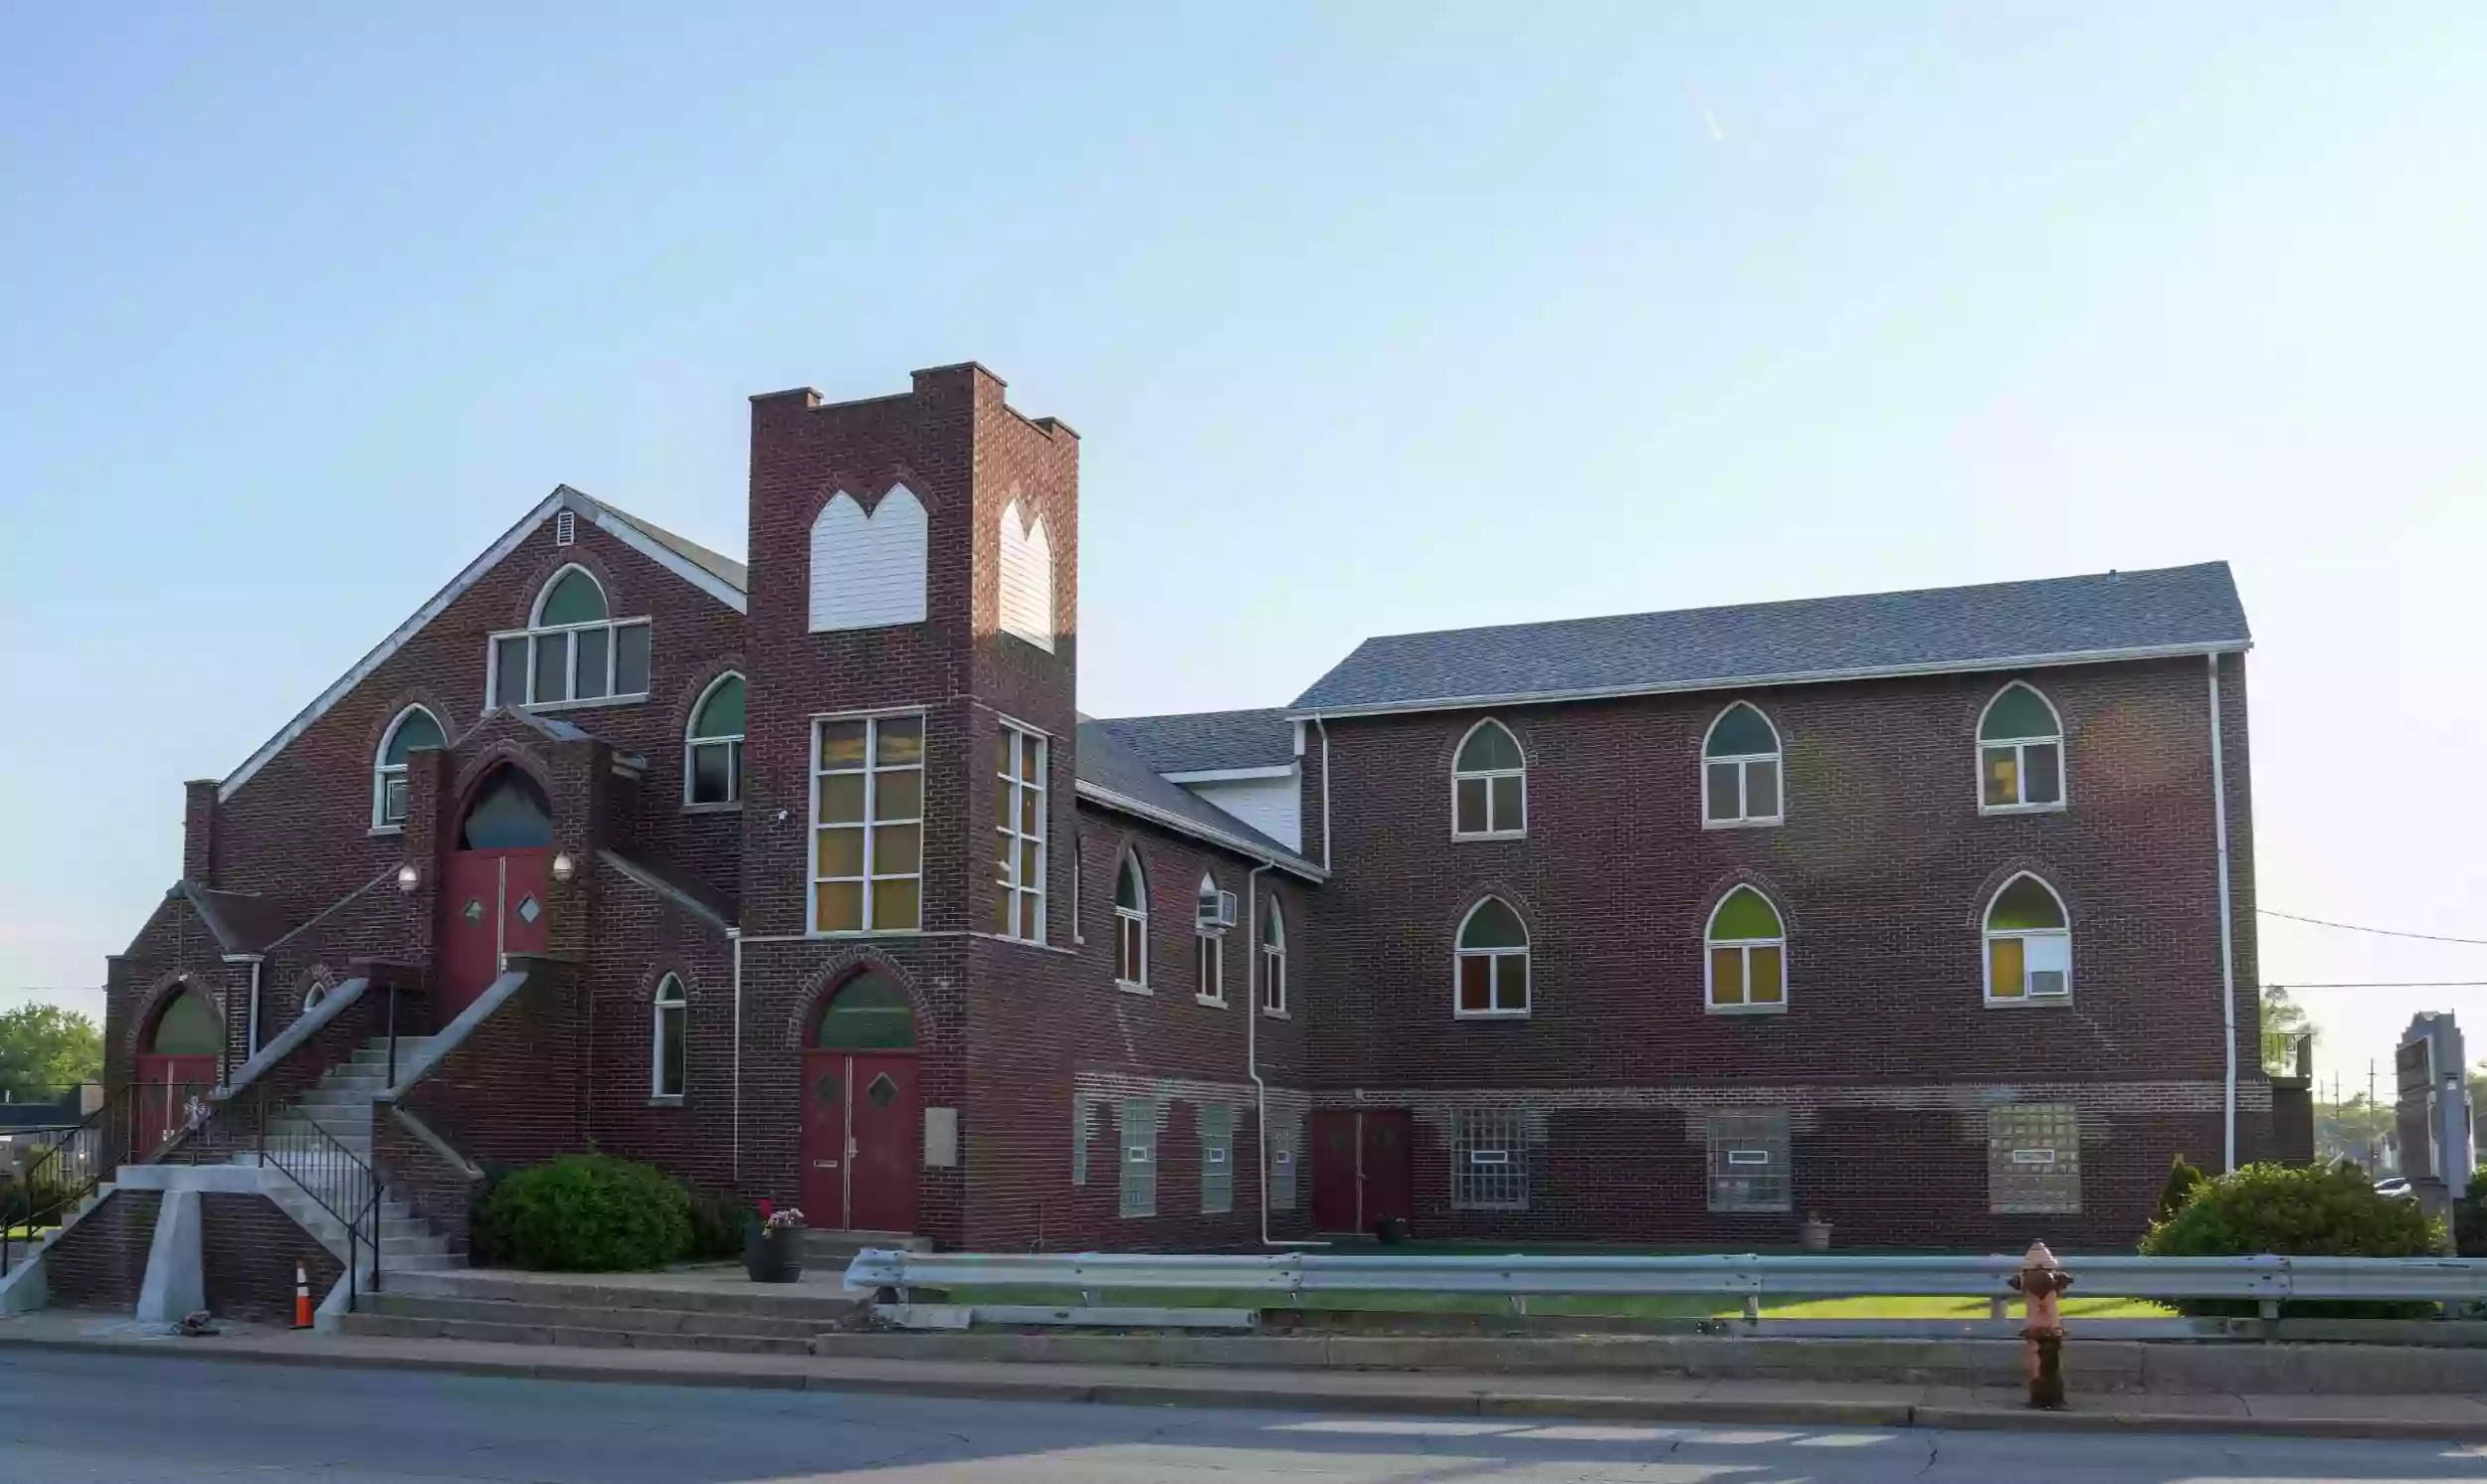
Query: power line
[[2264, 982, 2487, 990], [2258, 908, 2487, 946]]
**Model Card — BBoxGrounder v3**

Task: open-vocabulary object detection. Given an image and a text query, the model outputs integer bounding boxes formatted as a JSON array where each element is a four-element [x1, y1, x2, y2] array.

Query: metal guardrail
[[0, 1084, 133, 1279], [841, 1249, 2487, 1309]]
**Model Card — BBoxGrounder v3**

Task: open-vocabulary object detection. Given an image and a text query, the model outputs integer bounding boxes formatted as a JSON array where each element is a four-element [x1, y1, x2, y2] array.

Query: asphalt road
[[2, 1350, 2483, 1483]]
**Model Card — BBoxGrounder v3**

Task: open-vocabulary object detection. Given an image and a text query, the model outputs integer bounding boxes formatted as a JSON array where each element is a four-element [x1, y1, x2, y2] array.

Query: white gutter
[[1243, 862, 1325, 1250], [1160, 765, 1295, 785], [2208, 652, 2239, 1173], [1289, 641, 2253, 723], [730, 928, 743, 1184], [1313, 717, 1333, 873]]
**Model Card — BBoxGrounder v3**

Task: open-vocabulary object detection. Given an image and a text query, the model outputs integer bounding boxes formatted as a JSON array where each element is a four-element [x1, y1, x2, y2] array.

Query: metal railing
[[842, 1248, 2487, 1317], [1, 1084, 133, 1279], [179, 1083, 386, 1306]]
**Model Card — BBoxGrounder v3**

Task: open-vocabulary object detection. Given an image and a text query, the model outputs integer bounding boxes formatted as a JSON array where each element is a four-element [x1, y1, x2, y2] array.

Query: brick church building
[[102, 362, 2265, 1260]]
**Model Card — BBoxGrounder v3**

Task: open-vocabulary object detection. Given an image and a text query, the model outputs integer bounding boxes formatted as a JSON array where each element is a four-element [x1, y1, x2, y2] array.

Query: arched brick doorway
[[439, 764, 554, 1020], [133, 984, 219, 1154], [801, 971, 919, 1234]]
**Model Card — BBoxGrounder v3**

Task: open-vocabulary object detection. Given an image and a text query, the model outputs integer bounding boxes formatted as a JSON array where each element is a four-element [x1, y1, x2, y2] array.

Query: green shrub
[[2141, 1162, 2444, 1317], [683, 1187, 749, 1261], [2453, 1169, 2487, 1258], [478, 1155, 691, 1272], [2152, 1153, 2206, 1226]]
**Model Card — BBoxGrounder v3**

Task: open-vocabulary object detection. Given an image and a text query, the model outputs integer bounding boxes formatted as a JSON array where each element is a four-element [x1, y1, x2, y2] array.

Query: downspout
[[730, 927, 744, 1184], [1313, 717, 1333, 873], [1245, 862, 1275, 1244], [2208, 652, 2238, 1173]]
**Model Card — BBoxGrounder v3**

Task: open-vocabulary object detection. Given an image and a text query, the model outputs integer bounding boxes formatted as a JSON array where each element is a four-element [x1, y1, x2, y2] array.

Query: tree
[[0, 1005, 102, 1103], [2260, 986, 2313, 1077], [2315, 1093, 2394, 1170]]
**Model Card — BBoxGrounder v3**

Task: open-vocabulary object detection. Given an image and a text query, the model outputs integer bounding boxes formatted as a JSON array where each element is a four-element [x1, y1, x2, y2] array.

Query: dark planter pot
[[1373, 1216, 1412, 1245], [745, 1224, 805, 1283]]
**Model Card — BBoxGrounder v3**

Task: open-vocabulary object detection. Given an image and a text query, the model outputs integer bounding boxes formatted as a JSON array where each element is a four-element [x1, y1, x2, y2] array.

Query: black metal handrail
[[241, 1082, 385, 1307], [1, 1084, 134, 1280]]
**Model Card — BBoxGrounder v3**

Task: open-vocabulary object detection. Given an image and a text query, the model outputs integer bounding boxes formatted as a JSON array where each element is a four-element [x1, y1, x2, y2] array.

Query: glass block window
[[992, 723, 1048, 942], [811, 712, 925, 933], [1989, 1103, 2082, 1213], [1071, 1097, 1095, 1186], [1267, 1115, 1300, 1211], [1705, 1111, 1791, 1212], [1118, 1098, 1159, 1218], [1199, 1104, 1235, 1215], [1450, 1109, 1529, 1210]]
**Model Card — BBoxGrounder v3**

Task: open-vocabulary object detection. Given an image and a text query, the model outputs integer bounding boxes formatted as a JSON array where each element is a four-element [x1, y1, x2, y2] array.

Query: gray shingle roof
[[1073, 720, 1318, 875], [1291, 562, 2249, 716], [573, 490, 750, 592], [1091, 709, 1295, 774]]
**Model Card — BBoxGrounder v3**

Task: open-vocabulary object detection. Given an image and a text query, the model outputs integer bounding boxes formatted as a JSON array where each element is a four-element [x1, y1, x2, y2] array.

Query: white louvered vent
[[555, 509, 577, 547], [809, 484, 928, 633], [997, 498, 1054, 652]]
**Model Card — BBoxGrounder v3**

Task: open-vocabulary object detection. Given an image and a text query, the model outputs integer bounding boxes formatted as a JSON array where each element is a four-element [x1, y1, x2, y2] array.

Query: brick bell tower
[[737, 363, 1078, 1245]]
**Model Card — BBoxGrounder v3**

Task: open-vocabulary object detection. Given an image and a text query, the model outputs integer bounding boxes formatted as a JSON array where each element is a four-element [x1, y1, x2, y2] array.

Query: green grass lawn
[[949, 1285, 2171, 1320]]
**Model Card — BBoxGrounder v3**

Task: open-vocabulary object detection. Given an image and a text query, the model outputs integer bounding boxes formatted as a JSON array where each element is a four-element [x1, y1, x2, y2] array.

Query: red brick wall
[[372, 1108, 480, 1257], [401, 961, 584, 1173], [201, 1194, 343, 1324], [42, 1190, 160, 1311]]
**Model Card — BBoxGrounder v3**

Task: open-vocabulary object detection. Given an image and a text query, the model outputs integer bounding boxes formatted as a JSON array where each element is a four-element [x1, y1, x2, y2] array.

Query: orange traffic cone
[[292, 1258, 313, 1330]]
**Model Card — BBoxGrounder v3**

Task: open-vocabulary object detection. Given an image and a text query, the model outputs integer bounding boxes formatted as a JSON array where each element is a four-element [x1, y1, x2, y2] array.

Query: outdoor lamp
[[395, 863, 421, 893], [551, 851, 576, 883]]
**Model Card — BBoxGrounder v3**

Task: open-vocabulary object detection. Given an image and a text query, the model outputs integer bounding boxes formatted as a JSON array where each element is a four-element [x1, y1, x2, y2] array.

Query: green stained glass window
[[1703, 702, 1778, 759], [692, 675, 745, 739], [1458, 897, 1527, 950], [1709, 886, 1784, 942], [538, 569, 608, 626], [1979, 684, 2058, 742], [1987, 875, 2066, 931], [383, 708, 445, 766], [817, 971, 916, 1049], [1455, 720, 1523, 773], [149, 988, 220, 1054]]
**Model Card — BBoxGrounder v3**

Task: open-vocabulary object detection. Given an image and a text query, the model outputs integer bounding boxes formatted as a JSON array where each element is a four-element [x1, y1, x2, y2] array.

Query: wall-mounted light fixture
[[396, 863, 421, 894], [551, 851, 576, 883]]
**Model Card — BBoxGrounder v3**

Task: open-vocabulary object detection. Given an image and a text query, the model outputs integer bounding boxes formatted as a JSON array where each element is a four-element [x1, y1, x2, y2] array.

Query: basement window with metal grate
[[1705, 1111, 1792, 1212], [1450, 1109, 1529, 1210]]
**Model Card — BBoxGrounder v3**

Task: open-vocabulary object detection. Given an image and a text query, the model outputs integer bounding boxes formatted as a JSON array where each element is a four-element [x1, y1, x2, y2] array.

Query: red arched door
[[134, 986, 220, 1154], [801, 972, 919, 1233], [439, 766, 555, 1021]]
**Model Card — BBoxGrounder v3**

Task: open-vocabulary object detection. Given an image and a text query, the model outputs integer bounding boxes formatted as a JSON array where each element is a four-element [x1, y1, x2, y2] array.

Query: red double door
[[131, 1055, 216, 1156], [1310, 1109, 1413, 1234], [800, 1050, 918, 1233], [439, 847, 552, 1020]]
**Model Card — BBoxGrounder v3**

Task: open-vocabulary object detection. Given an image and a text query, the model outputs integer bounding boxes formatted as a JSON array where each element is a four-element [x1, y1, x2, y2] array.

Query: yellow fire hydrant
[[2006, 1239, 2073, 1409]]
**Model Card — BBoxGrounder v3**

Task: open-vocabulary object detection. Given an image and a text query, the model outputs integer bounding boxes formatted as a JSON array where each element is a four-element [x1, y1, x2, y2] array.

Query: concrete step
[[336, 1311, 815, 1356], [383, 1269, 863, 1322], [359, 1293, 832, 1341]]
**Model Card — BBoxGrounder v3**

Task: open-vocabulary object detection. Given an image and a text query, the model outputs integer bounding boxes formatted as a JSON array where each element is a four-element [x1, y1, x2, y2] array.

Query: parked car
[[2374, 1177, 2414, 1199]]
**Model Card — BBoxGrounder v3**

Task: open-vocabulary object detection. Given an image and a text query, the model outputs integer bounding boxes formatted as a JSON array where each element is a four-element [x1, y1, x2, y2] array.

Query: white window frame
[[1113, 849, 1149, 992], [994, 720, 1049, 944], [1982, 872, 2073, 1008], [1700, 701, 1785, 829], [1451, 897, 1531, 1019], [1260, 900, 1288, 1018], [650, 973, 686, 1101], [1976, 681, 2069, 816], [371, 704, 444, 832], [1449, 717, 1527, 839], [683, 671, 745, 810], [1196, 875, 1226, 1006], [807, 709, 926, 936], [485, 566, 652, 713], [1703, 886, 1790, 1016]]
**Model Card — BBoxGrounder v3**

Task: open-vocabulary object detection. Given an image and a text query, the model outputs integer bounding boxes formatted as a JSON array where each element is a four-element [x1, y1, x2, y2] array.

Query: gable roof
[[169, 879, 300, 955], [1091, 709, 1296, 776], [220, 485, 745, 803], [1073, 719, 1320, 878], [1291, 562, 2250, 718]]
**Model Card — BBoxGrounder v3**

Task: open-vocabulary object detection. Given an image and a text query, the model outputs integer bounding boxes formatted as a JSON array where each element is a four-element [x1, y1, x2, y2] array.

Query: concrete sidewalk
[[5, 1308, 2486, 1442]]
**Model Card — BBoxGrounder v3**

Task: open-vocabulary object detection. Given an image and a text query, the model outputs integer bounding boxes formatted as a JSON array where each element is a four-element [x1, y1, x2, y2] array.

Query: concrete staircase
[[234, 1035, 457, 1274], [339, 1269, 863, 1354]]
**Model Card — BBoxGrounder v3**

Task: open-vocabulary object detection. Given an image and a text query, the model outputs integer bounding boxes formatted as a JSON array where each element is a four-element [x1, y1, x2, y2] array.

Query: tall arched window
[[1114, 850, 1149, 990], [1451, 719, 1526, 837], [1984, 873, 2071, 1004], [1978, 683, 2065, 813], [1260, 899, 1288, 1016], [1196, 874, 1226, 1005], [651, 974, 687, 1099], [490, 564, 651, 709], [1454, 897, 1530, 1018], [1702, 702, 1783, 827], [373, 705, 446, 829], [1705, 886, 1787, 1013], [685, 672, 745, 807]]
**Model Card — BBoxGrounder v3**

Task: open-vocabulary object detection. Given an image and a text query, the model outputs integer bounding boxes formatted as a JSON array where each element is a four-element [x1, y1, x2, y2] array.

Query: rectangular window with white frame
[[650, 974, 687, 1101], [811, 712, 924, 934], [1118, 1098, 1159, 1218], [487, 619, 651, 711], [1705, 1110, 1791, 1212], [1199, 1104, 1235, 1214], [1450, 1109, 1529, 1210], [992, 722, 1048, 943], [1988, 1102, 2082, 1213]]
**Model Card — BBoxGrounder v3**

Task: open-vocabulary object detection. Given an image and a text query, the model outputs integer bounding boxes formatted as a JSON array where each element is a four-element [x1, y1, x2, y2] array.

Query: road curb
[[6, 1332, 2483, 1441]]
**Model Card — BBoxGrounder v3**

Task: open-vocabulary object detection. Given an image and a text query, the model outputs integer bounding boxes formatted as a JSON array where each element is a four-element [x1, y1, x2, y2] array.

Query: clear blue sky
[[5, 4, 2482, 1094]]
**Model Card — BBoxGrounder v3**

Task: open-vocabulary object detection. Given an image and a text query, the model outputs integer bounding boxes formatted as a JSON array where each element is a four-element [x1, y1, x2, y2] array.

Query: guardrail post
[[2008, 1240, 2073, 1409]]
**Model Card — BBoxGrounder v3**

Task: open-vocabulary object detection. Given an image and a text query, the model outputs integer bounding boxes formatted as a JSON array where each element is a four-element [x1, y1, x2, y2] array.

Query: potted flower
[[1799, 1210, 1833, 1252], [744, 1199, 806, 1283]]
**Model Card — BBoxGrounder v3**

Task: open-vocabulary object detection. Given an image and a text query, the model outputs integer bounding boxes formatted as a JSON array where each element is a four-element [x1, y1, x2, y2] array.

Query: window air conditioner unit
[[1197, 890, 1238, 931]]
